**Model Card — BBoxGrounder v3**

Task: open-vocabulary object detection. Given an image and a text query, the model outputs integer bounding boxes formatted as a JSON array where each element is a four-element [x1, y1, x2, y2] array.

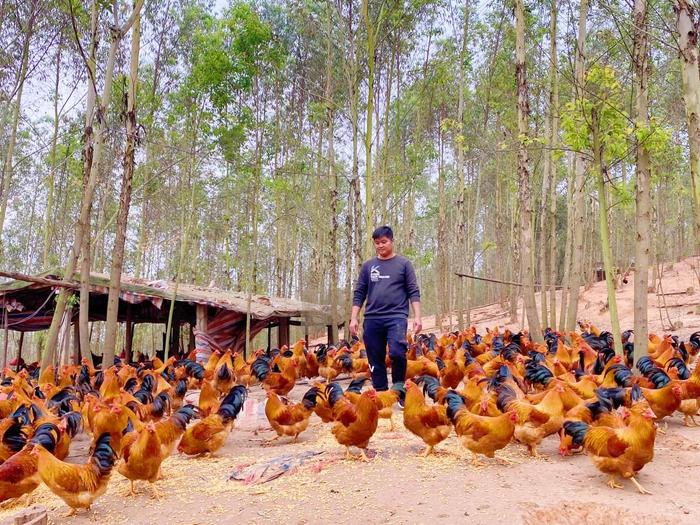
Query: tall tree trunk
[[547, 0, 559, 329], [515, 0, 543, 342], [592, 109, 623, 355], [633, 0, 650, 362], [0, 0, 38, 254], [43, 35, 64, 269], [558, 153, 575, 331], [674, 0, 700, 252], [103, 3, 141, 366], [565, 0, 589, 332], [361, 0, 386, 256], [456, 0, 470, 330], [42, 0, 144, 370]]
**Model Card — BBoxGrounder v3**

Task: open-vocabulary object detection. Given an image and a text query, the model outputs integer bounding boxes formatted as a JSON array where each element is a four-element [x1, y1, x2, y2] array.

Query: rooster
[[445, 390, 516, 466], [403, 379, 451, 456], [328, 387, 379, 460], [178, 385, 246, 456], [32, 432, 116, 516], [264, 389, 316, 442]]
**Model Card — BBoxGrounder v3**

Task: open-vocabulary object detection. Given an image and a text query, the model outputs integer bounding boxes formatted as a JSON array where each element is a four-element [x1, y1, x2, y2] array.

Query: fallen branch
[[454, 272, 564, 289]]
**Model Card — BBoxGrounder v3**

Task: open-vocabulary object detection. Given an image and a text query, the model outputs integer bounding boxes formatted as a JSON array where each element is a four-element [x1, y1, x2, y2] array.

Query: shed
[[0, 270, 343, 364]]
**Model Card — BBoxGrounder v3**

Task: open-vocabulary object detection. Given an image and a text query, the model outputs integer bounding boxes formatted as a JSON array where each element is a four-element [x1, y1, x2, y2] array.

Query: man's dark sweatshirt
[[352, 255, 420, 318]]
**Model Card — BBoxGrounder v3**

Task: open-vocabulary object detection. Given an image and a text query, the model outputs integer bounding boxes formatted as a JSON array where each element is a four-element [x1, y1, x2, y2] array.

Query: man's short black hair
[[372, 225, 394, 240]]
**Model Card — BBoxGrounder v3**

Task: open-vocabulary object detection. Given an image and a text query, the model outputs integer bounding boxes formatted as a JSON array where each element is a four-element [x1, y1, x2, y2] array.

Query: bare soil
[[3, 258, 700, 525]]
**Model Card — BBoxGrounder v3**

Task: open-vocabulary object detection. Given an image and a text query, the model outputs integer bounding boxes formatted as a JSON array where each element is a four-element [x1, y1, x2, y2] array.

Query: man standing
[[350, 226, 422, 391]]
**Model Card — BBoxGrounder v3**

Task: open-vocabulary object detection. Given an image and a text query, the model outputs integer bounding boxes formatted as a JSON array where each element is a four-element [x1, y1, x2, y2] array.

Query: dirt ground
[[2, 377, 699, 525], [3, 259, 700, 524]]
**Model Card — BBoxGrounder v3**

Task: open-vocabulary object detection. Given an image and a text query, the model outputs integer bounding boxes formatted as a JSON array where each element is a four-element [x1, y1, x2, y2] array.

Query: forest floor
[[3, 258, 700, 525]]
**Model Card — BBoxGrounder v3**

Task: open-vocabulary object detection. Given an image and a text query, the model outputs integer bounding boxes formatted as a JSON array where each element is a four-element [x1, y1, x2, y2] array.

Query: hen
[[118, 422, 163, 498]]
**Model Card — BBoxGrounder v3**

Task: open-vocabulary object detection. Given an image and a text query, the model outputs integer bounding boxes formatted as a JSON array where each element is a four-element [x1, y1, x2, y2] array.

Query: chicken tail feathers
[[251, 358, 271, 381], [217, 385, 248, 424], [444, 390, 467, 423], [562, 421, 589, 448], [30, 423, 60, 454], [91, 433, 117, 476]]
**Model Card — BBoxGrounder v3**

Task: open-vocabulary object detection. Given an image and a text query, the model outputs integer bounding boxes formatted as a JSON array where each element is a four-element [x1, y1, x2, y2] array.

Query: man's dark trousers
[[363, 318, 408, 391]]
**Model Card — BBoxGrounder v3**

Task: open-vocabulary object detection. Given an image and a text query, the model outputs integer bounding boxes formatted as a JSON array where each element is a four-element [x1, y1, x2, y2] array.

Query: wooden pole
[[72, 321, 80, 364], [16, 330, 24, 372], [125, 304, 133, 363], [2, 307, 8, 371]]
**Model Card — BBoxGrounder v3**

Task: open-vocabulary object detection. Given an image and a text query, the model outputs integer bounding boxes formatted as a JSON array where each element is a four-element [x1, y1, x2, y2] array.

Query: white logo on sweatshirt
[[370, 265, 390, 282]]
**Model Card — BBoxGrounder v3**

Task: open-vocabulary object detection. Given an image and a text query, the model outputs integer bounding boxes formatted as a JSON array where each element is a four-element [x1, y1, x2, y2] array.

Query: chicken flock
[[0, 324, 698, 516]]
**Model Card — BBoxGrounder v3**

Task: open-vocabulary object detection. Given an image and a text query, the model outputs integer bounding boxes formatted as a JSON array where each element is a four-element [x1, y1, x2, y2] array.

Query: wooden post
[[72, 321, 80, 364], [188, 324, 195, 352], [267, 323, 271, 351], [170, 319, 179, 358], [16, 331, 24, 371], [195, 304, 208, 332], [278, 317, 290, 348], [125, 304, 133, 363], [327, 324, 334, 345], [2, 306, 8, 371]]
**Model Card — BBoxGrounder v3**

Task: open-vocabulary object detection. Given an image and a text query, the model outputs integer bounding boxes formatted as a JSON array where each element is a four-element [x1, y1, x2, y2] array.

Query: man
[[350, 226, 422, 392]]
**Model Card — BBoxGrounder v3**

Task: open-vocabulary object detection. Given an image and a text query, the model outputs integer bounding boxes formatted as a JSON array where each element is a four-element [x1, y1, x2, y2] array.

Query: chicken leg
[[420, 445, 434, 457], [607, 475, 623, 490], [630, 476, 652, 495]]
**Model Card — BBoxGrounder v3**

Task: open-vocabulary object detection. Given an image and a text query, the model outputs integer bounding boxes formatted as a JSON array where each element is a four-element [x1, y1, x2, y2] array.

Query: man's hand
[[413, 318, 422, 335], [349, 318, 359, 337]]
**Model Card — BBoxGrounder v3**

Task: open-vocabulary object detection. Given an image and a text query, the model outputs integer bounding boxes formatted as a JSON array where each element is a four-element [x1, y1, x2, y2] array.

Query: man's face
[[373, 236, 394, 258]]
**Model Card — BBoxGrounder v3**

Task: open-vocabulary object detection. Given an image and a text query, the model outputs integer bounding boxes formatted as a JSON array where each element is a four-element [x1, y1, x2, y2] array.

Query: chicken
[[32, 432, 117, 516], [562, 402, 657, 494], [328, 388, 379, 460], [376, 384, 405, 431], [0, 423, 59, 504], [264, 389, 316, 442], [155, 405, 198, 458], [640, 384, 683, 422], [198, 379, 220, 416], [118, 422, 164, 498], [445, 390, 516, 466], [403, 379, 451, 456], [0, 405, 30, 463], [251, 357, 298, 396], [178, 385, 247, 456], [89, 403, 133, 457], [497, 384, 565, 457], [212, 351, 235, 395], [438, 348, 466, 388]]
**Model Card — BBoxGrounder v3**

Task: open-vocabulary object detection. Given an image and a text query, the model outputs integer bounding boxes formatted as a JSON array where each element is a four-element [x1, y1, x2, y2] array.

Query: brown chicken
[[213, 351, 235, 395], [155, 405, 198, 458], [562, 402, 657, 494], [178, 385, 246, 456], [264, 390, 316, 441], [0, 423, 59, 504], [497, 384, 565, 457], [328, 387, 379, 460], [32, 432, 116, 516], [403, 379, 451, 456], [118, 422, 164, 498], [445, 390, 516, 465], [251, 357, 298, 396]]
